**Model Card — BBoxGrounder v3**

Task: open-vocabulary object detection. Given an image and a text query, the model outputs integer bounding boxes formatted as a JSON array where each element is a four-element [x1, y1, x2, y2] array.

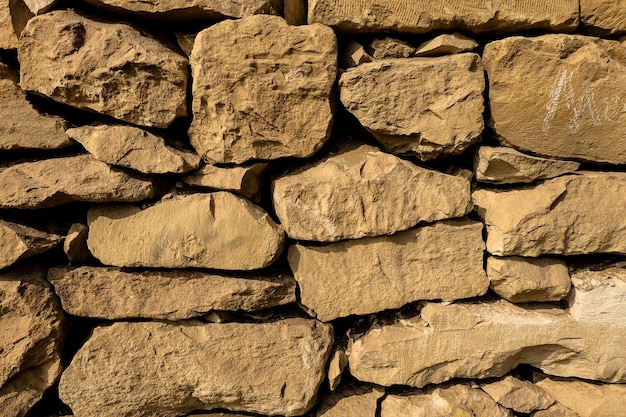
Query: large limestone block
[[288, 219, 487, 321], [339, 54, 484, 160], [19, 10, 188, 128], [484, 35, 626, 164], [0, 0, 32, 49], [473, 172, 626, 256], [183, 163, 268, 203], [0, 154, 156, 209], [189, 15, 337, 164], [59, 319, 333, 417], [568, 267, 626, 325], [349, 300, 626, 388], [580, 0, 626, 35], [273, 144, 472, 242], [308, 0, 579, 34], [481, 375, 554, 413], [87, 192, 285, 270], [0, 220, 61, 270], [317, 384, 383, 417], [48, 266, 296, 320]]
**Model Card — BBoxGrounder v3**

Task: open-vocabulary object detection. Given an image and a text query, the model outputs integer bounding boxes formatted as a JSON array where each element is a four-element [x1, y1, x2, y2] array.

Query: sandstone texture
[[534, 403, 581, 417], [0, 220, 62, 270], [67, 124, 201, 174], [288, 219, 487, 321], [19, 10, 188, 128], [365, 37, 415, 59], [189, 15, 337, 164], [481, 376, 554, 413], [87, 192, 285, 270], [0, 0, 32, 49], [63, 223, 89, 264], [23, 0, 55, 15], [568, 267, 626, 325], [580, 0, 626, 35], [414, 33, 478, 56], [339, 54, 484, 160], [473, 172, 626, 256], [59, 319, 332, 417], [273, 144, 472, 242], [183, 163, 268, 203], [317, 384, 383, 417], [484, 35, 626, 164]]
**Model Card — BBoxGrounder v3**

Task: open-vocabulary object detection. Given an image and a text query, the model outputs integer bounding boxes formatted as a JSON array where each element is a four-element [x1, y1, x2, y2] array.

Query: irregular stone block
[[0, 154, 156, 209], [481, 375, 554, 414], [189, 15, 337, 164], [0, 220, 61, 270], [273, 144, 472, 242], [0, 0, 32, 49], [59, 318, 333, 417], [48, 266, 296, 320], [317, 384, 383, 417], [339, 54, 484, 160], [484, 35, 626, 164], [414, 33, 478, 57], [340, 41, 372, 68], [568, 267, 626, 325], [87, 192, 285, 270], [23, 0, 55, 14], [365, 37, 415, 59], [63, 223, 89, 264], [183, 163, 268, 203], [580, 0, 626, 35], [327, 347, 347, 391], [288, 219, 487, 321], [19, 10, 188, 128], [473, 172, 626, 256]]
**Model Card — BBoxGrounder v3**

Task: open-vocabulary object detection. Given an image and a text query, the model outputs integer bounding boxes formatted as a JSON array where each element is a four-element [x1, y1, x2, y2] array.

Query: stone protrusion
[[63, 223, 89, 264], [23, 0, 55, 15], [183, 163, 268, 203], [340, 41, 372, 68], [0, 220, 62, 270], [327, 348, 348, 391], [414, 33, 479, 56], [365, 37, 415, 59], [481, 375, 555, 413]]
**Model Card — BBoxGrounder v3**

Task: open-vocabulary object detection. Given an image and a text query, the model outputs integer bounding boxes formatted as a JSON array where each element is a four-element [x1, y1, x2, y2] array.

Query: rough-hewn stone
[[273, 144, 472, 242], [365, 37, 415, 59], [317, 384, 383, 417], [0, 0, 32, 49], [23, 0, 55, 14], [327, 348, 347, 390], [19, 10, 188, 128], [568, 267, 626, 325], [0, 220, 61, 270], [183, 163, 268, 203], [87, 192, 285, 270], [189, 15, 337, 164], [484, 35, 626, 164], [414, 33, 478, 56], [580, 0, 626, 35], [59, 319, 332, 417], [339, 54, 484, 160], [340, 41, 372, 68], [481, 376, 554, 413], [63, 223, 89, 264], [288, 219, 487, 321]]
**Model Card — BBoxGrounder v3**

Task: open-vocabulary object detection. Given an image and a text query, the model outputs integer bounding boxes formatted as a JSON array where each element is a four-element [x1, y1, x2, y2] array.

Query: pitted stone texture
[[365, 37, 415, 59], [19, 10, 188, 128], [349, 300, 626, 388], [288, 219, 487, 321], [308, 0, 579, 34], [0, 220, 61, 270], [414, 33, 478, 57], [317, 384, 383, 417], [484, 35, 626, 164], [87, 192, 285, 270], [59, 319, 333, 417], [183, 163, 268, 203], [0, 154, 156, 209], [0, 0, 32, 49], [189, 15, 337, 164], [48, 266, 296, 320], [481, 376, 554, 414], [473, 172, 626, 256], [568, 267, 626, 325], [273, 144, 472, 242], [339, 54, 484, 160], [580, 0, 626, 35]]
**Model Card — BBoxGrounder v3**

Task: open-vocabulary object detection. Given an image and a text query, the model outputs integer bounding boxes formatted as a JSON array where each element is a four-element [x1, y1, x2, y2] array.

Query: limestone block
[[484, 35, 626, 164], [87, 192, 285, 270], [0, 154, 156, 209], [339, 54, 484, 160], [580, 0, 626, 35], [340, 41, 372, 68], [0, 0, 32, 49], [59, 319, 333, 417], [481, 375, 554, 413], [0, 220, 61, 270], [63, 223, 89, 264], [288, 219, 487, 321], [19, 10, 188, 128], [183, 163, 268, 203], [189, 15, 337, 164], [414, 33, 478, 57], [317, 384, 383, 417], [365, 37, 415, 59], [473, 172, 626, 256], [23, 0, 54, 14], [568, 267, 626, 325], [273, 144, 472, 242]]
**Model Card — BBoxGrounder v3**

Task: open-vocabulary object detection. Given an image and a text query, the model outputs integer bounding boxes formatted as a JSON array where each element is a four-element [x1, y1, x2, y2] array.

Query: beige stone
[[534, 403, 581, 417], [568, 267, 626, 325], [284, 0, 307, 25], [473, 172, 626, 256], [0, 0, 32, 49], [349, 300, 626, 388], [189, 15, 337, 164], [339, 54, 484, 160], [273, 144, 472, 242], [308, 0, 579, 34], [414, 33, 478, 57], [487, 256, 571, 303], [366, 37, 415, 59], [580, 0, 626, 35], [183, 163, 268, 203], [59, 318, 332, 417], [481, 376, 554, 413], [48, 266, 296, 320], [0, 154, 156, 209], [288, 219, 487, 321], [327, 348, 347, 391], [317, 384, 383, 417], [0, 220, 61, 270], [19, 10, 188, 128], [23, 0, 54, 14], [484, 35, 626, 164], [67, 124, 201, 174], [475, 147, 580, 184], [340, 41, 372, 68], [87, 192, 285, 270], [63, 223, 89, 264]]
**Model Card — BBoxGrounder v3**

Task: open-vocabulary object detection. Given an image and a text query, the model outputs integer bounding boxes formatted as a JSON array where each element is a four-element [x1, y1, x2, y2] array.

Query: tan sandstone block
[[580, 0, 626, 35], [0, 220, 61, 270], [317, 384, 383, 417], [481, 375, 554, 413], [365, 37, 415, 59], [568, 267, 626, 325], [414, 33, 478, 57], [327, 347, 348, 390], [183, 163, 268, 202]]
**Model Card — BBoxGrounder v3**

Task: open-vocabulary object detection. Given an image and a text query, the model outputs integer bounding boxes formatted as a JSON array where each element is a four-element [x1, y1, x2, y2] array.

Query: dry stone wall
[[0, 1, 625, 417]]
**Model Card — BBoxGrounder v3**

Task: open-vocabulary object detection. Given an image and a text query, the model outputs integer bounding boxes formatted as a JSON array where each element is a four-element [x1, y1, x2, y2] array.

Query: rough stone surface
[[568, 267, 626, 325], [23, 0, 55, 14], [63, 223, 89, 264], [19, 10, 188, 128], [288, 219, 487, 321], [339, 54, 484, 160], [484, 35, 626, 164], [481, 376, 554, 413], [414, 33, 478, 56], [273, 144, 472, 242], [534, 403, 581, 417], [0, 0, 32, 49], [349, 300, 626, 387], [365, 37, 415, 59], [183, 163, 268, 203], [487, 256, 571, 303], [317, 384, 383, 417], [0, 154, 156, 209], [580, 0, 626, 35], [308, 0, 579, 34], [48, 266, 296, 320], [59, 318, 333, 417], [327, 348, 347, 391], [473, 172, 626, 256], [87, 192, 285, 270], [189, 15, 337, 164], [0, 220, 62, 270], [475, 147, 580, 184]]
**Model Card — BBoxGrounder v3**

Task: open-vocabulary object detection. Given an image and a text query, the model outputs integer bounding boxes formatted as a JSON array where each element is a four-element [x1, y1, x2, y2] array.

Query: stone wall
[[1, 1, 625, 416]]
